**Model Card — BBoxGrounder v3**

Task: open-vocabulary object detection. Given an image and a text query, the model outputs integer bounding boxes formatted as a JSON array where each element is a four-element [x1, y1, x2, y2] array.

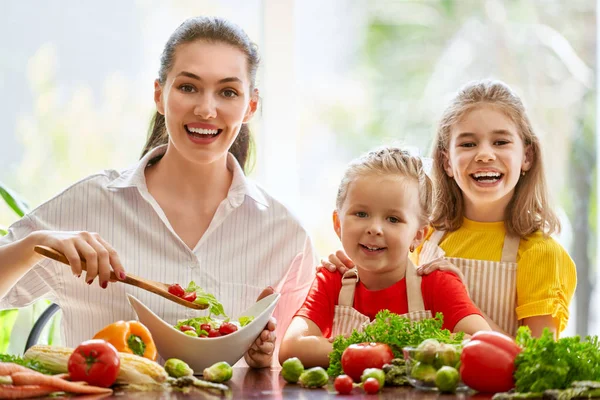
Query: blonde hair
[[336, 147, 433, 225], [431, 80, 560, 237]]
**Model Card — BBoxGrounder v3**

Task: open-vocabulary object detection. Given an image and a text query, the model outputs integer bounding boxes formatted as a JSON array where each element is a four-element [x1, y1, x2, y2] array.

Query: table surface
[[53, 368, 494, 400]]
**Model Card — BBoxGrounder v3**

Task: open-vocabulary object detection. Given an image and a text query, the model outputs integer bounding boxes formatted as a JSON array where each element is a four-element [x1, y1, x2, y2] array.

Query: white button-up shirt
[[1, 145, 317, 352]]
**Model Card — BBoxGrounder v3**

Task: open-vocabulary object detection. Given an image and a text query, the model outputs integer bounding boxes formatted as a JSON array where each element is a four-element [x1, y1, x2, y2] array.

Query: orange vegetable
[[93, 320, 157, 361]]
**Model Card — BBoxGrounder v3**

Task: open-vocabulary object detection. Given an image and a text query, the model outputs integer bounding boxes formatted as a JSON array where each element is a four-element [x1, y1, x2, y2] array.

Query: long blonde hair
[[430, 80, 560, 237], [336, 147, 433, 225]]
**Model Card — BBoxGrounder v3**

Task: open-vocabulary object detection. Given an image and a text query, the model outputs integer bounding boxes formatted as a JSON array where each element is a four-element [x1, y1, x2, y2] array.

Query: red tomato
[[200, 324, 212, 332], [168, 284, 185, 297], [341, 342, 394, 382], [334, 374, 354, 394], [68, 339, 120, 388], [179, 325, 195, 333], [182, 291, 197, 302], [219, 322, 238, 335], [208, 329, 222, 338], [363, 377, 380, 394]]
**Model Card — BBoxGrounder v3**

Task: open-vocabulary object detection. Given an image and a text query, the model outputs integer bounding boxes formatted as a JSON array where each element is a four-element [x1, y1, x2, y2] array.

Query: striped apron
[[331, 258, 432, 337], [419, 230, 520, 336]]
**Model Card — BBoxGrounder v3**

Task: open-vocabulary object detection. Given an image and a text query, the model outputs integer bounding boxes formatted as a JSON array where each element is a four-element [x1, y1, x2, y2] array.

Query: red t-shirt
[[295, 269, 482, 338]]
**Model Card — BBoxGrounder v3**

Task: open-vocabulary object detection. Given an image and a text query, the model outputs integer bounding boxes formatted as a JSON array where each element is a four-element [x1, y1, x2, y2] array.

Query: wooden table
[[70, 368, 494, 399]]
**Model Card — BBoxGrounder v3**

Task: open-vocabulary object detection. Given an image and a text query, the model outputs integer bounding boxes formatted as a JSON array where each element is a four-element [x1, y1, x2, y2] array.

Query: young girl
[[322, 80, 576, 338], [0, 17, 317, 367], [279, 147, 490, 368]]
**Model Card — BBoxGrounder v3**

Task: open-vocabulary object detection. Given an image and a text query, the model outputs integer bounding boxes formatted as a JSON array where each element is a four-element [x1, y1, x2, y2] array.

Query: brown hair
[[336, 147, 433, 225], [140, 16, 260, 172], [430, 79, 560, 237]]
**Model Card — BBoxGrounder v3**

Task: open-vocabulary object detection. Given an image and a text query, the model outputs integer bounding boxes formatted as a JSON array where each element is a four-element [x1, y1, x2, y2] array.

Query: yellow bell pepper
[[93, 320, 157, 361]]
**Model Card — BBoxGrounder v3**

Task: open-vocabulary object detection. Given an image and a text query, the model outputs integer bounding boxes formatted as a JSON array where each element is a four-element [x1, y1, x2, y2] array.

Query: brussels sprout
[[434, 343, 461, 369], [298, 367, 329, 388], [435, 366, 459, 393], [361, 368, 385, 389], [281, 357, 304, 383], [202, 361, 233, 383], [164, 358, 194, 378], [410, 361, 437, 383], [415, 339, 441, 364]]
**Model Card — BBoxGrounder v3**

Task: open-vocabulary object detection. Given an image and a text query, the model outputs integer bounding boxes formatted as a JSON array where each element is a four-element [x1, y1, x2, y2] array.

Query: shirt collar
[[106, 145, 269, 208]]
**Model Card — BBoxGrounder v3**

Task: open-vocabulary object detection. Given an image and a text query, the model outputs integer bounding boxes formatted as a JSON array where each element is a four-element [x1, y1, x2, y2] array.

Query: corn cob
[[23, 344, 168, 385]]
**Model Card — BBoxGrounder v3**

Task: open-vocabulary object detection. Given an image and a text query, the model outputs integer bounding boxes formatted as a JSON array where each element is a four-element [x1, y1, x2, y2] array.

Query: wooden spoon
[[33, 245, 208, 310]]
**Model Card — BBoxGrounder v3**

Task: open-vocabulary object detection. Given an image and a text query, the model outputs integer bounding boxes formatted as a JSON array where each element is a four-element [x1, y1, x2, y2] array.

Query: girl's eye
[[495, 140, 510, 146], [388, 216, 400, 224], [221, 89, 238, 98], [179, 84, 196, 93], [459, 142, 476, 148], [355, 212, 368, 218]]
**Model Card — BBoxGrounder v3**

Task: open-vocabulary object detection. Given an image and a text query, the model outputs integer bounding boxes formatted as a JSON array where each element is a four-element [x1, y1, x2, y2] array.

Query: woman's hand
[[317, 250, 355, 275], [33, 230, 126, 288]]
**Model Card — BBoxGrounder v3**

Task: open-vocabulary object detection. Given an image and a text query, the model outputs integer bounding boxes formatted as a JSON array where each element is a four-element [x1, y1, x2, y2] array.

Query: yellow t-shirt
[[413, 218, 577, 333]]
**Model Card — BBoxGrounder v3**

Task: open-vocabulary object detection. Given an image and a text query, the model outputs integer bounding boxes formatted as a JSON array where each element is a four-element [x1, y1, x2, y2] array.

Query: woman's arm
[[279, 316, 333, 368], [522, 315, 556, 338], [0, 232, 45, 298]]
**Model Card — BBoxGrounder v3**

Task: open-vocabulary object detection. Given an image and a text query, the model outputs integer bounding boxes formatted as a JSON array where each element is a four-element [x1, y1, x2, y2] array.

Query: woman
[[0, 17, 316, 367]]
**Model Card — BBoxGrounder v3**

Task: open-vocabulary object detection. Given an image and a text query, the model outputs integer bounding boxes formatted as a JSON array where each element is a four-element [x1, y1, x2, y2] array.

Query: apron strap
[[501, 235, 521, 263], [405, 258, 426, 312], [338, 268, 359, 307], [427, 229, 446, 247]]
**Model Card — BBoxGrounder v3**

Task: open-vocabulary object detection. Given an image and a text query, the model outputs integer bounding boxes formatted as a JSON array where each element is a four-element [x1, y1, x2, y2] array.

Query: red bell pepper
[[460, 331, 521, 393]]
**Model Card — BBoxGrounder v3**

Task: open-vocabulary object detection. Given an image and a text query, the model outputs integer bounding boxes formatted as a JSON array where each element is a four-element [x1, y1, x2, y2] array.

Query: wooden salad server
[[33, 245, 208, 310]]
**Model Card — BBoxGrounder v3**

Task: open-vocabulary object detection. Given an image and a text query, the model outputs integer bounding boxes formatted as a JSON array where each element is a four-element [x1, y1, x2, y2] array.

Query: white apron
[[331, 259, 432, 337], [419, 230, 520, 336]]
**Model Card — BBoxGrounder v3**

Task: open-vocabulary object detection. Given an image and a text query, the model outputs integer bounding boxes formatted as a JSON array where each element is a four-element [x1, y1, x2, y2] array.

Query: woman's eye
[[355, 212, 368, 218], [221, 89, 238, 98], [179, 84, 196, 93]]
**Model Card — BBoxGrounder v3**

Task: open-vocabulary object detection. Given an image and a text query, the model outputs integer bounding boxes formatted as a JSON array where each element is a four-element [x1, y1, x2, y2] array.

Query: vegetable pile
[[168, 281, 226, 317], [327, 310, 463, 378]]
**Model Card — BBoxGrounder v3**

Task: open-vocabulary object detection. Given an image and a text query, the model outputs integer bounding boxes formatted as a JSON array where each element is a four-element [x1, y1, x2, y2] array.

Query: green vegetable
[[383, 358, 408, 386], [186, 281, 227, 317], [298, 367, 328, 388], [184, 330, 199, 337], [164, 358, 194, 378], [435, 366, 459, 393], [514, 327, 600, 393], [411, 361, 437, 383], [171, 375, 230, 396], [434, 343, 460, 369], [238, 316, 254, 327], [415, 338, 440, 364], [281, 357, 304, 383], [327, 311, 462, 377], [0, 354, 54, 374], [203, 361, 233, 383], [361, 368, 385, 388]]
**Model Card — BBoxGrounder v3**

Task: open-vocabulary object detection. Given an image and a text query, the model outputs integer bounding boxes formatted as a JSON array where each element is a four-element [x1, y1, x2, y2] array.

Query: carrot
[[0, 363, 35, 376], [0, 384, 60, 399], [10, 372, 113, 394]]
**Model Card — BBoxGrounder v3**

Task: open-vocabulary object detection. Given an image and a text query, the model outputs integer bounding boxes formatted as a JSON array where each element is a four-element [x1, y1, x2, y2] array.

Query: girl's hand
[[317, 250, 355, 275], [33, 230, 126, 288], [244, 316, 276, 368], [417, 258, 467, 292]]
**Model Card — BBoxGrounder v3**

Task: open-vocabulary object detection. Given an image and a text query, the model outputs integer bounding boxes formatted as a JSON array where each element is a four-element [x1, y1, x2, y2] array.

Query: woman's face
[[154, 40, 258, 166]]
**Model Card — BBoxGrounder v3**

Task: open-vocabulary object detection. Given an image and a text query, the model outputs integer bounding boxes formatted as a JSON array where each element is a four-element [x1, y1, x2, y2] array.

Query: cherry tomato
[[219, 322, 238, 335], [68, 339, 120, 388], [341, 342, 394, 382], [334, 374, 354, 394], [208, 329, 222, 338], [363, 377, 380, 394], [182, 291, 197, 302], [200, 324, 212, 332], [168, 284, 185, 297], [179, 325, 195, 333]]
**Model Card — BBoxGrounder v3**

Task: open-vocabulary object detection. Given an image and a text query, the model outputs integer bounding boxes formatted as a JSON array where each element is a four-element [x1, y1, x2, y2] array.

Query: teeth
[[473, 172, 501, 178], [364, 245, 382, 251], [188, 127, 219, 135]]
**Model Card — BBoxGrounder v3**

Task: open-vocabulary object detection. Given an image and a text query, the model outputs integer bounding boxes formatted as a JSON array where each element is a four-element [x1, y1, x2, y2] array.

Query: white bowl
[[127, 293, 280, 373]]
